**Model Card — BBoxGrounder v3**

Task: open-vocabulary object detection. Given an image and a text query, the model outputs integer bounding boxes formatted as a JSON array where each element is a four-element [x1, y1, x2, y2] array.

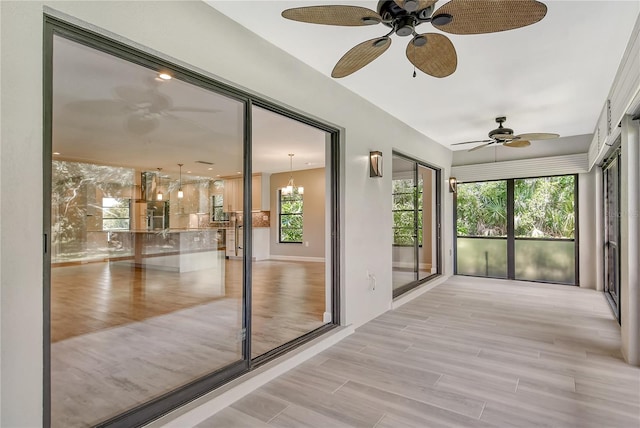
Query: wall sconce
[[449, 177, 457, 193], [369, 151, 383, 178]]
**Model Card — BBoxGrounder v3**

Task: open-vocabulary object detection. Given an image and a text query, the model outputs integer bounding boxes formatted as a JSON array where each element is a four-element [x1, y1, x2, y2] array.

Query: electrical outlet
[[305, 241, 309, 247], [367, 272, 376, 291]]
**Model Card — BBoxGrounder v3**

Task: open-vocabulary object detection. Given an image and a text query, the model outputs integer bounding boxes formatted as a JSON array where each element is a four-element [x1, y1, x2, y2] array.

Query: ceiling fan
[[451, 116, 559, 151], [282, 0, 548, 78]]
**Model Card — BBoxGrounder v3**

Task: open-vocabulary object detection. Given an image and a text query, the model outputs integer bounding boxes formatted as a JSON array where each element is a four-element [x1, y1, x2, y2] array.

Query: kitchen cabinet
[[222, 177, 243, 212], [224, 174, 270, 212], [253, 173, 270, 211]]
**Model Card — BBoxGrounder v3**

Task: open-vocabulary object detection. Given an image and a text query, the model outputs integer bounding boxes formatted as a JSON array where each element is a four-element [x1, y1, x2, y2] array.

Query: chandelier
[[281, 153, 304, 195]]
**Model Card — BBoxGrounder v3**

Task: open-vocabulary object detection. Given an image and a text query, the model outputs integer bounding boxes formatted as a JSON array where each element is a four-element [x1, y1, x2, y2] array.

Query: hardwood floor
[[50, 259, 326, 427], [198, 276, 640, 428]]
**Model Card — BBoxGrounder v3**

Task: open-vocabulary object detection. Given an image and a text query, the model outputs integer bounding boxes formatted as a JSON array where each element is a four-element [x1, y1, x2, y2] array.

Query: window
[[102, 197, 130, 231], [455, 175, 578, 284], [211, 194, 227, 221], [279, 189, 303, 243]]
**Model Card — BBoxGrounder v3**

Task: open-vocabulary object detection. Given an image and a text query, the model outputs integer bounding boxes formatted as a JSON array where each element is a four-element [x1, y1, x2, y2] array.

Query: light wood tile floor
[[198, 276, 640, 428]]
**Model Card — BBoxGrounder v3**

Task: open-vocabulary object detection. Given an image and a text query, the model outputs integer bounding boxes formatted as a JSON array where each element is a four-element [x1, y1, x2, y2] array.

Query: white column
[[620, 114, 639, 365]]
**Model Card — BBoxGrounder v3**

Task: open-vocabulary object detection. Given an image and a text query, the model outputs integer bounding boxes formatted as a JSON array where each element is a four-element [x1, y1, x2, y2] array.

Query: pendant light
[[177, 163, 184, 199], [281, 153, 303, 195], [156, 168, 163, 201]]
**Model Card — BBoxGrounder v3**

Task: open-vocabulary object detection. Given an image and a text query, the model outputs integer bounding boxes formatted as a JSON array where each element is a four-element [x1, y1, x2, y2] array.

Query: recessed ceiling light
[[216, 175, 221, 177], [208, 167, 213, 170], [158, 73, 172, 80], [236, 171, 241, 174], [187, 170, 192, 173], [53, 152, 60, 155]]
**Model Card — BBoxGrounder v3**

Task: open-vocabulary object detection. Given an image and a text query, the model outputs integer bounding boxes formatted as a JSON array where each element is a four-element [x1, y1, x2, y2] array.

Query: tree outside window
[[279, 189, 303, 243]]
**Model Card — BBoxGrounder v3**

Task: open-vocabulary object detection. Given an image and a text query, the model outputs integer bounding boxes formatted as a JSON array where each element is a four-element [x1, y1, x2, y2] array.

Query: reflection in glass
[[392, 155, 440, 294], [418, 165, 437, 281], [51, 35, 244, 426], [392, 156, 417, 290]]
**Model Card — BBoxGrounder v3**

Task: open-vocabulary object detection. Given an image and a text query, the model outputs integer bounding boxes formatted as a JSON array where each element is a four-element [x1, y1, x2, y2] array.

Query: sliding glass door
[[456, 175, 578, 285], [45, 20, 340, 427], [603, 147, 621, 320], [392, 153, 441, 297]]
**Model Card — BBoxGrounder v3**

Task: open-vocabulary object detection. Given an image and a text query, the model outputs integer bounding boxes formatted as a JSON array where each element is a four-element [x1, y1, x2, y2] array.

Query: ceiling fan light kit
[[282, 0, 547, 78]]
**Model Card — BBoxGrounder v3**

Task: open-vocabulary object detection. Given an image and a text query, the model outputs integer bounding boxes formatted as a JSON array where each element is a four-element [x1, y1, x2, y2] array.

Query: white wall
[[0, 1, 453, 425]]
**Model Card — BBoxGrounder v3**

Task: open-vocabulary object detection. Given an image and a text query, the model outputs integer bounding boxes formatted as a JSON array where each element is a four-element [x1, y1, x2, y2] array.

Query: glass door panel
[[418, 165, 437, 280], [456, 181, 507, 277], [392, 156, 418, 290], [603, 151, 621, 317], [50, 35, 246, 427], [514, 176, 576, 284], [250, 106, 330, 358]]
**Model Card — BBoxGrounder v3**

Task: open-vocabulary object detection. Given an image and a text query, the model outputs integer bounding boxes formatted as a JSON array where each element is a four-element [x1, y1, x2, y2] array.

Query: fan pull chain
[[413, 65, 416, 78]]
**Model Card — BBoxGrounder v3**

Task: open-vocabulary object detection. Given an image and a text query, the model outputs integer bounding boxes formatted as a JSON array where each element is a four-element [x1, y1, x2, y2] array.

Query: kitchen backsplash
[[252, 211, 270, 228]]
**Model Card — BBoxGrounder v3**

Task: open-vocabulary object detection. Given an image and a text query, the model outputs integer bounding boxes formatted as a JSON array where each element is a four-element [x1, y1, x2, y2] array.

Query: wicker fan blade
[[468, 142, 494, 152], [282, 6, 381, 26], [451, 139, 492, 146], [514, 132, 559, 140], [432, 0, 547, 35], [394, 1, 438, 12], [332, 37, 391, 78], [406, 33, 457, 78], [503, 140, 531, 148]]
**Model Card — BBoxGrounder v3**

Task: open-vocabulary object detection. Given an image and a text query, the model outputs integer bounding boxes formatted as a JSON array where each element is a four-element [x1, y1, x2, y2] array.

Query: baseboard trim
[[391, 275, 450, 310]]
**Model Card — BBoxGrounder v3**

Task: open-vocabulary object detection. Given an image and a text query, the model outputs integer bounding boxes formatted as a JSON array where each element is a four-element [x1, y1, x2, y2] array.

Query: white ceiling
[[209, 0, 640, 153]]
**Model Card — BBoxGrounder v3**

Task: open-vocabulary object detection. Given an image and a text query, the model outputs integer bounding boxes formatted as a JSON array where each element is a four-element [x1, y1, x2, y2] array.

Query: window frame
[[101, 197, 131, 231], [278, 188, 303, 243], [454, 173, 579, 285]]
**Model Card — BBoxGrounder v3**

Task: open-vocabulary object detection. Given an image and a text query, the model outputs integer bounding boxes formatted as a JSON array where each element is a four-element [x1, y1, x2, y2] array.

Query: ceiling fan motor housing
[[378, 0, 435, 36], [488, 116, 514, 140]]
